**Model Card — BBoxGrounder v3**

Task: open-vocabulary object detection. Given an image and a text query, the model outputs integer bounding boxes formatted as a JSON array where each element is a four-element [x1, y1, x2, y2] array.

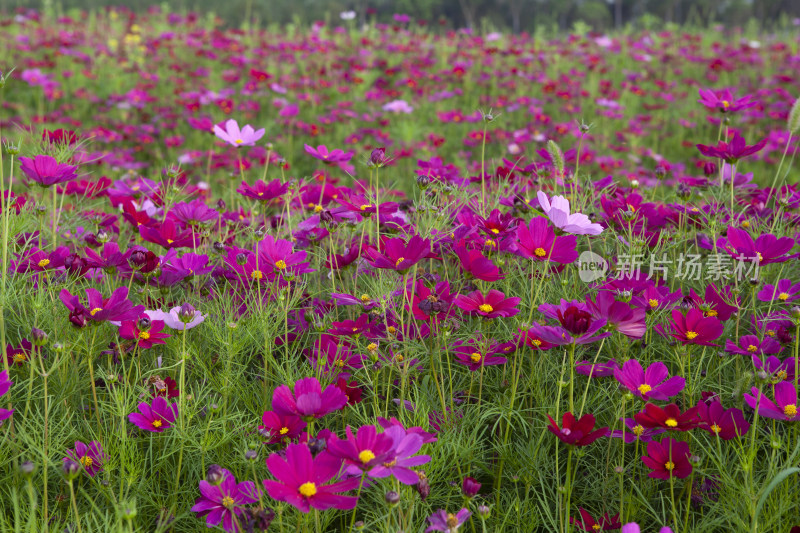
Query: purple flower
[[328, 425, 395, 471], [696, 133, 766, 163], [751, 355, 796, 383], [59, 286, 144, 324], [303, 144, 354, 164], [19, 155, 79, 187], [576, 359, 619, 377], [0, 371, 13, 424], [586, 291, 647, 339], [271, 377, 347, 421], [622, 523, 674, 533], [614, 360, 685, 401], [214, 118, 265, 147], [696, 401, 749, 440], [367, 425, 430, 485], [697, 88, 755, 113], [426, 509, 471, 532], [145, 306, 206, 331], [724, 335, 782, 357], [63, 441, 107, 478], [169, 200, 219, 226], [191, 467, 260, 532], [128, 396, 179, 433], [744, 382, 800, 421], [537, 191, 604, 235], [758, 279, 800, 303], [263, 443, 358, 513], [454, 290, 520, 319], [719, 227, 796, 265]]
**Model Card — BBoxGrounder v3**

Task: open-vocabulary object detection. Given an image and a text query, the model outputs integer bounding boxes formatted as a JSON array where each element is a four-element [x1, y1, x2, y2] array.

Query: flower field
[[1, 6, 800, 533]]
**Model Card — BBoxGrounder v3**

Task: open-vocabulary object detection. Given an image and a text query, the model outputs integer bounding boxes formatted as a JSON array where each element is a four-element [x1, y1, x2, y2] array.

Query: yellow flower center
[[139, 331, 150, 340], [387, 326, 396, 335], [633, 424, 644, 436], [485, 239, 496, 247], [13, 353, 26, 363], [38, 259, 51, 268], [766, 329, 775, 337], [298, 482, 317, 497], [638, 384, 652, 395], [275, 260, 287, 270], [358, 450, 376, 463], [665, 418, 678, 427], [152, 420, 162, 428], [710, 424, 722, 433], [314, 205, 323, 213], [722, 100, 730, 108], [705, 310, 718, 317], [777, 370, 788, 381], [395, 354, 404, 362], [80, 456, 93, 468], [278, 427, 289, 435], [360, 204, 373, 211], [648, 299, 659, 308], [665, 461, 675, 471], [367, 343, 378, 351], [784, 404, 798, 417], [778, 293, 789, 301], [534, 247, 547, 257], [360, 294, 371, 302], [395, 257, 405, 267], [531, 339, 542, 347], [747, 345, 758, 353], [234, 139, 244, 145], [446, 514, 459, 528], [251, 270, 263, 280], [741, 220, 750, 228], [478, 304, 494, 313], [593, 525, 602, 531], [167, 239, 174, 244], [222, 495, 235, 507], [490, 228, 500, 234], [757, 252, 763, 262], [470, 352, 482, 363], [90, 308, 103, 316], [685, 331, 698, 340]]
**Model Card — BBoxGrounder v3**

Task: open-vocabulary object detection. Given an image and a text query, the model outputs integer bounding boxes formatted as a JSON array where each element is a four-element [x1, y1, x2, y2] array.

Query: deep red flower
[[642, 437, 692, 479], [634, 403, 700, 432], [546, 412, 608, 447], [669, 309, 723, 346]]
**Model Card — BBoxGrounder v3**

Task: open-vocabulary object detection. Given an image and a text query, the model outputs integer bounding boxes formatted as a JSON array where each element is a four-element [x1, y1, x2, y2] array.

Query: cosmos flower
[[724, 335, 782, 357], [515, 216, 578, 263], [537, 191, 604, 235], [63, 441, 107, 478], [191, 467, 261, 532], [146, 305, 206, 331], [451, 341, 508, 371], [0, 370, 14, 424], [634, 403, 700, 431], [668, 309, 723, 346], [614, 360, 685, 401], [719, 227, 796, 265], [263, 443, 358, 513], [586, 291, 646, 339], [328, 425, 395, 472], [237, 178, 290, 203], [119, 315, 170, 349], [128, 396, 179, 433], [576, 359, 619, 378], [19, 155, 79, 187], [642, 437, 692, 479], [455, 290, 520, 319], [213, 118, 265, 147], [570, 509, 621, 531], [426, 509, 471, 532], [453, 242, 504, 282], [365, 234, 432, 273], [696, 133, 766, 163], [610, 418, 665, 443], [303, 144, 354, 164], [750, 355, 796, 383], [757, 279, 800, 303], [744, 382, 800, 421], [546, 412, 608, 447], [59, 286, 144, 324], [271, 377, 348, 421], [697, 88, 755, 113], [259, 411, 307, 444], [696, 400, 749, 440], [366, 425, 430, 485]]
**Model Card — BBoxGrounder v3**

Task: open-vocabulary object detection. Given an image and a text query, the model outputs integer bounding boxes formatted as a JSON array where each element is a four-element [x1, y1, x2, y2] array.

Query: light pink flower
[[537, 191, 604, 235]]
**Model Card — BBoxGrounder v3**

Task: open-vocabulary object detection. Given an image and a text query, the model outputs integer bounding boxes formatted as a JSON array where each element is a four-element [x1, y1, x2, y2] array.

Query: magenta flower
[[547, 412, 608, 447], [426, 509, 471, 532], [19, 155, 79, 187], [614, 360, 685, 401], [256, 235, 314, 279], [191, 467, 260, 532], [537, 191, 604, 235], [271, 377, 347, 421], [366, 425, 430, 484], [757, 279, 800, 303], [744, 382, 800, 421], [724, 335, 782, 357], [586, 291, 647, 339], [328, 425, 395, 472], [119, 316, 170, 349], [530, 304, 611, 346], [453, 243, 504, 282], [622, 524, 674, 533], [697, 88, 755, 113], [128, 396, 178, 433], [63, 441, 107, 478], [259, 411, 306, 444], [571, 508, 621, 531], [576, 359, 619, 378], [696, 133, 767, 163], [515, 217, 578, 263], [139, 219, 195, 249], [303, 144, 354, 164], [669, 309, 723, 346], [213, 118, 265, 147], [0, 370, 13, 424], [610, 418, 665, 443], [59, 286, 144, 324], [696, 400, 749, 440], [365, 234, 432, 273], [451, 341, 508, 371], [455, 290, 520, 319], [263, 443, 358, 512], [719, 227, 796, 265], [642, 437, 692, 479], [751, 355, 795, 383], [237, 179, 289, 203]]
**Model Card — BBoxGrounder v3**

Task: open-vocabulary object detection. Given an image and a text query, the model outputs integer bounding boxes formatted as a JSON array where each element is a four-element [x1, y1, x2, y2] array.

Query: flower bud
[[478, 505, 490, 518], [19, 461, 36, 479], [461, 476, 481, 498], [136, 317, 152, 331], [416, 175, 430, 190], [62, 459, 81, 481], [178, 303, 197, 323], [385, 490, 400, 506], [206, 464, 225, 486], [245, 449, 258, 461], [31, 327, 48, 346]]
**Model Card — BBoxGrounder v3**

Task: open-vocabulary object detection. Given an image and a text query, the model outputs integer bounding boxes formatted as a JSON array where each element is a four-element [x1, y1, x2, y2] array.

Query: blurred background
[[2, 0, 800, 32]]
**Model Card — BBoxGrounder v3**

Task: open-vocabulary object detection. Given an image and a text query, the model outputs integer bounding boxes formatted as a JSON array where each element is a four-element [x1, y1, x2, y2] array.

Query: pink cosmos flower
[[119, 316, 170, 349], [515, 217, 578, 263], [757, 279, 800, 303], [455, 290, 520, 319], [328, 425, 395, 472], [19, 155, 79, 188], [426, 509, 471, 532], [213, 118, 265, 147], [744, 382, 800, 421], [128, 396, 179, 433], [537, 191, 604, 235], [696, 401, 749, 440], [0, 370, 13, 424], [63, 441, 107, 478], [668, 309, 723, 346], [614, 360, 685, 401], [191, 467, 260, 532], [59, 286, 144, 324], [365, 234, 432, 273], [697, 88, 755, 113], [303, 144, 354, 164], [263, 443, 358, 513], [724, 335, 782, 357], [271, 377, 347, 421], [366, 425, 430, 484], [642, 437, 692, 479], [145, 305, 206, 331], [259, 411, 307, 444]]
